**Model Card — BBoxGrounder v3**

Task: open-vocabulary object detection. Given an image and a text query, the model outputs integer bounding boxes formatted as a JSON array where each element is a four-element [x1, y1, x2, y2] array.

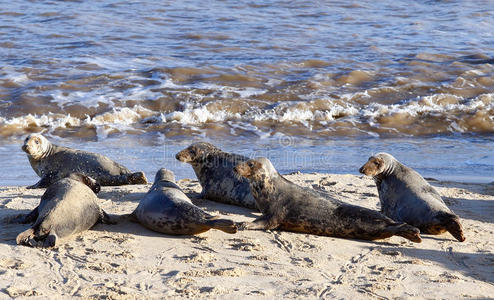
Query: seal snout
[[358, 165, 365, 174], [175, 150, 190, 162], [359, 156, 383, 177]]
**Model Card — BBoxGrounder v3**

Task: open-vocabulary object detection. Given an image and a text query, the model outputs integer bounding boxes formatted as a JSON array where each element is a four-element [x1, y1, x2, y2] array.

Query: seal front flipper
[[5, 206, 39, 224], [21, 206, 39, 224], [27, 174, 56, 189], [16, 228, 35, 245]]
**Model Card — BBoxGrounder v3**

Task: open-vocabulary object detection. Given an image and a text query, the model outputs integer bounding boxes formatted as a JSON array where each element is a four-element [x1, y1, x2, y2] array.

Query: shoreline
[[1, 173, 493, 298]]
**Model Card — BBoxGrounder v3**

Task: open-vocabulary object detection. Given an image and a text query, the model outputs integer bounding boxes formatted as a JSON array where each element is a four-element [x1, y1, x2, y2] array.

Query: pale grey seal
[[175, 142, 257, 209], [22, 133, 147, 188], [359, 152, 465, 242], [234, 157, 422, 242], [131, 168, 237, 235], [16, 173, 112, 248]]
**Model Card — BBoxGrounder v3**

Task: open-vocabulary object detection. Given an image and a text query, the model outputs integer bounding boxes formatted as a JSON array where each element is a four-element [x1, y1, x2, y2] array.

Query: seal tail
[[205, 219, 238, 234], [390, 223, 422, 243]]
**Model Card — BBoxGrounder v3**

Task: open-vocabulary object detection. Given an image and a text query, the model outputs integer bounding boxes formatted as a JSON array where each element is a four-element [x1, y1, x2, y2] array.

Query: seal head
[[22, 133, 52, 160], [154, 168, 176, 183], [176, 142, 257, 210], [175, 142, 220, 165], [359, 152, 396, 178]]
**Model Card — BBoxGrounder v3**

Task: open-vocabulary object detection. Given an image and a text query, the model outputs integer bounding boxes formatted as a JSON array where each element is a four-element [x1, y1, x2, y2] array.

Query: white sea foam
[[1, 92, 493, 138]]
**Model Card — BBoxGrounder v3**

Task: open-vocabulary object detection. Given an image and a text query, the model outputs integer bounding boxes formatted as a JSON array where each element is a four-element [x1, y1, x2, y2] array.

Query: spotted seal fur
[[22, 133, 147, 188], [359, 152, 465, 242], [16, 173, 112, 248], [176, 142, 256, 209], [234, 157, 422, 242]]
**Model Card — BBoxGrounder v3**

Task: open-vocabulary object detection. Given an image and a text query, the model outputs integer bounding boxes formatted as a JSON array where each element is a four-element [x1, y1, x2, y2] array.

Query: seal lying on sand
[[22, 133, 147, 188], [131, 168, 237, 235], [234, 157, 421, 242], [16, 173, 112, 248], [359, 152, 465, 242], [176, 142, 257, 209]]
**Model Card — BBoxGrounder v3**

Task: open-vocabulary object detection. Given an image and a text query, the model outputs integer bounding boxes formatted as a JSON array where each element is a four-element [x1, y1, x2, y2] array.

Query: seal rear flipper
[[445, 217, 465, 242], [40, 233, 57, 248], [389, 223, 422, 243], [99, 210, 117, 225], [16, 228, 35, 245], [206, 218, 237, 234]]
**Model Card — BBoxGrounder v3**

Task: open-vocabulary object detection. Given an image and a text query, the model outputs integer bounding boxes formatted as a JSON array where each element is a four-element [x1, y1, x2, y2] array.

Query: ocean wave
[[1, 93, 492, 139]]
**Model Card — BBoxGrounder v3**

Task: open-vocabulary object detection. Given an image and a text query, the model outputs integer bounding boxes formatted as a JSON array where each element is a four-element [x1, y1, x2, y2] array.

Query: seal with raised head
[[175, 142, 257, 209], [16, 173, 112, 248], [132, 168, 237, 235], [22, 133, 147, 188], [234, 157, 422, 242], [359, 152, 465, 242]]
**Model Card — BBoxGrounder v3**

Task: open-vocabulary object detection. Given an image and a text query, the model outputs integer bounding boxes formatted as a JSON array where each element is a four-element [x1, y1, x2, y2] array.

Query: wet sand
[[1, 173, 493, 299]]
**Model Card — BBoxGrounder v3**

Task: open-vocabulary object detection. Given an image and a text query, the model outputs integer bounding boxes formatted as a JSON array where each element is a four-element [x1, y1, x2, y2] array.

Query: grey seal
[[359, 152, 465, 242], [234, 157, 422, 242], [175, 142, 257, 209], [16, 173, 112, 248], [22, 133, 147, 188], [131, 168, 237, 235]]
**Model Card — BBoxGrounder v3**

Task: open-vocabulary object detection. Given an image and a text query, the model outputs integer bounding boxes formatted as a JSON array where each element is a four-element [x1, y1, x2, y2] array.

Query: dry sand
[[0, 173, 493, 299]]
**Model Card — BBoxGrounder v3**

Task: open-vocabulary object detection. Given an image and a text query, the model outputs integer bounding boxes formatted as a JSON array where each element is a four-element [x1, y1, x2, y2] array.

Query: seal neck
[[40, 142, 56, 159], [248, 173, 282, 213], [373, 159, 398, 185]]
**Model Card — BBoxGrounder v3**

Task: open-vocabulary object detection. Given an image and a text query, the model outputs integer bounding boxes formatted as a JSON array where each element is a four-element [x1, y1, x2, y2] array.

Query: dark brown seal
[[16, 173, 112, 248], [22, 133, 147, 188], [131, 168, 237, 235], [176, 142, 257, 209], [234, 157, 422, 242], [359, 152, 465, 242]]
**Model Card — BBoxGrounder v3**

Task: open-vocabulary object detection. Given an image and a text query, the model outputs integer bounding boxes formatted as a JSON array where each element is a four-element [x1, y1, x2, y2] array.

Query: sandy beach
[[0, 173, 493, 299]]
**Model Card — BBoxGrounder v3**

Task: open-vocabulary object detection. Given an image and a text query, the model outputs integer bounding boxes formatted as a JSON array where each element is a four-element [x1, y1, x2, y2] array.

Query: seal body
[[359, 152, 465, 242], [176, 142, 256, 209], [234, 158, 421, 242], [16, 173, 112, 248], [132, 168, 237, 235], [22, 133, 147, 188]]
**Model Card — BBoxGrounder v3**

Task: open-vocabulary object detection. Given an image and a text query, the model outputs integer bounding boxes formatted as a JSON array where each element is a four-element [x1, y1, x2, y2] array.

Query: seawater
[[0, 0, 493, 184]]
